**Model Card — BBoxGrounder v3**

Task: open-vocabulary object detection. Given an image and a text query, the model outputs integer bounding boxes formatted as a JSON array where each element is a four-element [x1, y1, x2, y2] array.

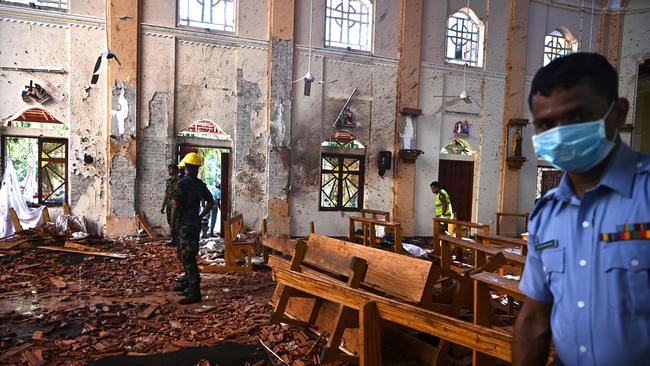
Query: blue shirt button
[[579, 259, 587, 267], [580, 346, 587, 353], [582, 221, 589, 228]]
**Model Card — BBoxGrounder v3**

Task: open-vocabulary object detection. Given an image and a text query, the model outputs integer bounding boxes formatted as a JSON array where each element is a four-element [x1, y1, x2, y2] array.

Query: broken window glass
[[543, 29, 577, 66], [319, 154, 364, 211], [325, 0, 372, 51], [0, 0, 67, 10], [445, 9, 484, 67], [178, 0, 236, 32]]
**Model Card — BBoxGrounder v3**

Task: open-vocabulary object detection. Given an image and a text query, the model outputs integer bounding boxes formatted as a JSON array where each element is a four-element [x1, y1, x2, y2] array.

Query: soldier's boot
[[173, 281, 188, 293], [178, 287, 201, 305]]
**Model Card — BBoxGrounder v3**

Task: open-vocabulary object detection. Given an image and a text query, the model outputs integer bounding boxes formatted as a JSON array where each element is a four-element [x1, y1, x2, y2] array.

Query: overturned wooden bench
[[265, 234, 472, 365]]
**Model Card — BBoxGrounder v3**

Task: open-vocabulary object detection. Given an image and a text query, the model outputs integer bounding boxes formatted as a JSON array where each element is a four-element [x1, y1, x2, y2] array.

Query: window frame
[[543, 29, 578, 66], [536, 165, 562, 199], [176, 0, 237, 33], [1, 135, 68, 207], [324, 0, 374, 52], [444, 8, 484, 68], [0, 0, 67, 11], [319, 153, 365, 212]]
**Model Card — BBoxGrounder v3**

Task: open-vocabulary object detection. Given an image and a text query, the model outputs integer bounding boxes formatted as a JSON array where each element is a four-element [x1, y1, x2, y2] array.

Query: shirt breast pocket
[[603, 242, 650, 315], [541, 247, 565, 304]]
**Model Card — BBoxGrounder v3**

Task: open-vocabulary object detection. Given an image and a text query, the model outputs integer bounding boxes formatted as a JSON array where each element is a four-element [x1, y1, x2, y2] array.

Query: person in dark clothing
[[171, 153, 214, 305]]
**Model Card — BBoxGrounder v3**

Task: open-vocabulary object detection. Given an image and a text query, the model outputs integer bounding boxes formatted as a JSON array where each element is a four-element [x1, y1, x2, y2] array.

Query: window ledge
[[321, 146, 366, 156], [176, 24, 236, 37]]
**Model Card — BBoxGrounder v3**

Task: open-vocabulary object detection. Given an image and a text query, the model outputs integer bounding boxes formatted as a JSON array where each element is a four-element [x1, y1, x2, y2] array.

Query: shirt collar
[[551, 143, 637, 201]]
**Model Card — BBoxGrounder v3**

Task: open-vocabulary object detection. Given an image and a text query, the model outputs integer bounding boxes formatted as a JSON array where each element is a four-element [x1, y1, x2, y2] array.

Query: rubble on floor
[[0, 240, 333, 366]]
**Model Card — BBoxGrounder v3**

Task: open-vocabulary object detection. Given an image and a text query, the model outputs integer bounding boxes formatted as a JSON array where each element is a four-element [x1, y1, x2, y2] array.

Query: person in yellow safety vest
[[430, 181, 453, 232]]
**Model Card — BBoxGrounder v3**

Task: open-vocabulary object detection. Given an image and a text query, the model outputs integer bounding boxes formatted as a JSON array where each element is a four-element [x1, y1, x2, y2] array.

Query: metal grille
[[325, 0, 372, 51], [178, 0, 235, 32], [544, 30, 575, 66], [536, 166, 562, 199], [0, 0, 67, 9], [446, 11, 480, 66]]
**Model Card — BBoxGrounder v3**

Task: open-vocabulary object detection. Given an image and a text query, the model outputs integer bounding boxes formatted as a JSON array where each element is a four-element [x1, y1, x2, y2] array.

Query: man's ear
[[612, 97, 629, 129]]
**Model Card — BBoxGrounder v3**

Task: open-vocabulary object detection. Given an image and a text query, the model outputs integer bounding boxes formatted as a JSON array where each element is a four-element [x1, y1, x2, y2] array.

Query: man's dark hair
[[430, 181, 440, 188], [185, 164, 200, 176], [168, 163, 178, 170], [529, 52, 618, 109]]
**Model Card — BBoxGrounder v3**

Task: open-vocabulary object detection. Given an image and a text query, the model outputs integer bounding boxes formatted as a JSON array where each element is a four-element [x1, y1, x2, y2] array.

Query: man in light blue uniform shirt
[[513, 53, 650, 366]]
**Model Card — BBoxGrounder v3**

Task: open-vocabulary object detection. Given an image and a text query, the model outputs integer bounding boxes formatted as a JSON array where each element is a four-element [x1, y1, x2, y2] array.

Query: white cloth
[[0, 160, 46, 238]]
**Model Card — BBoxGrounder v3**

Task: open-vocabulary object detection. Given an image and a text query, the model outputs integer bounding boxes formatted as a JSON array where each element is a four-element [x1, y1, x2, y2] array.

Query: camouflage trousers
[[177, 224, 201, 291]]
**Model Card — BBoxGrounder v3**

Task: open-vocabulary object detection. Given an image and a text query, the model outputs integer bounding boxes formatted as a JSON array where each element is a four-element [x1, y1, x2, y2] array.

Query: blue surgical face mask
[[532, 103, 616, 173]]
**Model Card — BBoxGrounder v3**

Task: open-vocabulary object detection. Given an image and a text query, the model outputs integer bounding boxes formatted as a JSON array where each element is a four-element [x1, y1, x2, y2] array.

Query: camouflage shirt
[[172, 175, 213, 228], [165, 176, 179, 208]]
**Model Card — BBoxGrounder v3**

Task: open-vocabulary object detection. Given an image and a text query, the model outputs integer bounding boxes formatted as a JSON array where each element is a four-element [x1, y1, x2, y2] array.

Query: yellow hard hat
[[177, 160, 185, 168], [180, 152, 203, 167]]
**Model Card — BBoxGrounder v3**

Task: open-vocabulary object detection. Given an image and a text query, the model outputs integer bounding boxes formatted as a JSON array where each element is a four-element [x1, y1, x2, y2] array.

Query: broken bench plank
[[49, 276, 67, 289], [138, 304, 159, 319], [37, 246, 128, 259]]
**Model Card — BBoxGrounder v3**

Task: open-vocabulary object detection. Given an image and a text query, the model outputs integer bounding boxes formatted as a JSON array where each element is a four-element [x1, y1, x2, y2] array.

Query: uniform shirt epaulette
[[529, 189, 556, 222]]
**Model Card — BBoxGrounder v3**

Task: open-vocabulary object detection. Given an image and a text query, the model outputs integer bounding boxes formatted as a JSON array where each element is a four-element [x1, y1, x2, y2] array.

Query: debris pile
[[0, 240, 331, 365]]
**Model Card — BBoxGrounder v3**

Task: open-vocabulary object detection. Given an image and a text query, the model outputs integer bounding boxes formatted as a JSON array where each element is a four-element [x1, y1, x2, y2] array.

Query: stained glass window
[[544, 29, 577, 66], [325, 0, 372, 51], [445, 9, 484, 67], [178, 0, 236, 32], [319, 154, 364, 211]]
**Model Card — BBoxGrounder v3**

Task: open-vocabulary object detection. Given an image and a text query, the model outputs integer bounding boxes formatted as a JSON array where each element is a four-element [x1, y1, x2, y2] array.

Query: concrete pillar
[[104, 0, 139, 236], [597, 0, 628, 70], [392, 0, 423, 236], [497, 0, 529, 219], [265, 0, 294, 234]]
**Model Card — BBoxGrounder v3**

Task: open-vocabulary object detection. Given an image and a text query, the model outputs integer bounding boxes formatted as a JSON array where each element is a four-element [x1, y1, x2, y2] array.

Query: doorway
[[177, 145, 231, 236], [632, 59, 650, 154], [438, 160, 474, 222]]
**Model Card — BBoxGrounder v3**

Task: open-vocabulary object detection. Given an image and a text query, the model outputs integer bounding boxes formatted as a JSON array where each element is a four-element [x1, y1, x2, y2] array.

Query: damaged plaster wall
[[266, 37, 293, 234], [136, 33, 176, 228], [619, 4, 650, 128], [0, 12, 107, 234], [233, 63, 267, 232]]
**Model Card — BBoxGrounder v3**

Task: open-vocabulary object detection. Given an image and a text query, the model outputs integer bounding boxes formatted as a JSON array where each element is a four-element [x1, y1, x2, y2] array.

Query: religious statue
[[512, 128, 523, 157]]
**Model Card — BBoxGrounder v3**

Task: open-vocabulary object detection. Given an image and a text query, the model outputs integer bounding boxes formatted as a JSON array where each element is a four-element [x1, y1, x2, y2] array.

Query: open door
[[219, 151, 230, 232], [438, 160, 474, 222]]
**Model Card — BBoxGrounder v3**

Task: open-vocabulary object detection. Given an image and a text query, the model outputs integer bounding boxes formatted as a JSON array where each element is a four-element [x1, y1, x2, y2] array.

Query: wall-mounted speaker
[[378, 151, 392, 176]]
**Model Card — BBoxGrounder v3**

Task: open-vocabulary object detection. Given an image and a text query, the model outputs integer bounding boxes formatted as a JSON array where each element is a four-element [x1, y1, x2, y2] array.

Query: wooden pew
[[439, 234, 526, 273], [475, 232, 528, 256], [360, 208, 390, 221], [348, 216, 404, 254], [432, 218, 490, 261], [201, 214, 257, 273], [272, 266, 515, 365], [496, 212, 529, 237], [266, 234, 470, 365]]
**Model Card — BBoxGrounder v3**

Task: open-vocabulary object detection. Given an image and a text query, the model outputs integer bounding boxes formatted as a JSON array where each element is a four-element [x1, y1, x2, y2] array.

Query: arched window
[[544, 28, 578, 66], [325, 0, 373, 51], [177, 119, 232, 141], [445, 8, 484, 67], [178, 0, 236, 32]]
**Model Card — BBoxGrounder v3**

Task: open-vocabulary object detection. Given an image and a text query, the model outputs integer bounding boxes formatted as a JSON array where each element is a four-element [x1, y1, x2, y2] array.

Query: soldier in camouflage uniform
[[171, 153, 214, 305], [161, 164, 179, 245]]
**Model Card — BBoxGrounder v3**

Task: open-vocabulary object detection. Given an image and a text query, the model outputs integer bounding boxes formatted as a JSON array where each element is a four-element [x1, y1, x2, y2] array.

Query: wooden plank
[[138, 304, 159, 319], [62, 203, 71, 215], [0, 343, 32, 362], [42, 208, 51, 223], [64, 241, 96, 251], [306, 235, 432, 303], [136, 212, 159, 240], [472, 272, 524, 300], [9, 208, 23, 234], [37, 246, 128, 259], [475, 233, 528, 256], [50, 276, 67, 289], [359, 301, 382, 366], [441, 235, 526, 265], [273, 267, 513, 362]]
